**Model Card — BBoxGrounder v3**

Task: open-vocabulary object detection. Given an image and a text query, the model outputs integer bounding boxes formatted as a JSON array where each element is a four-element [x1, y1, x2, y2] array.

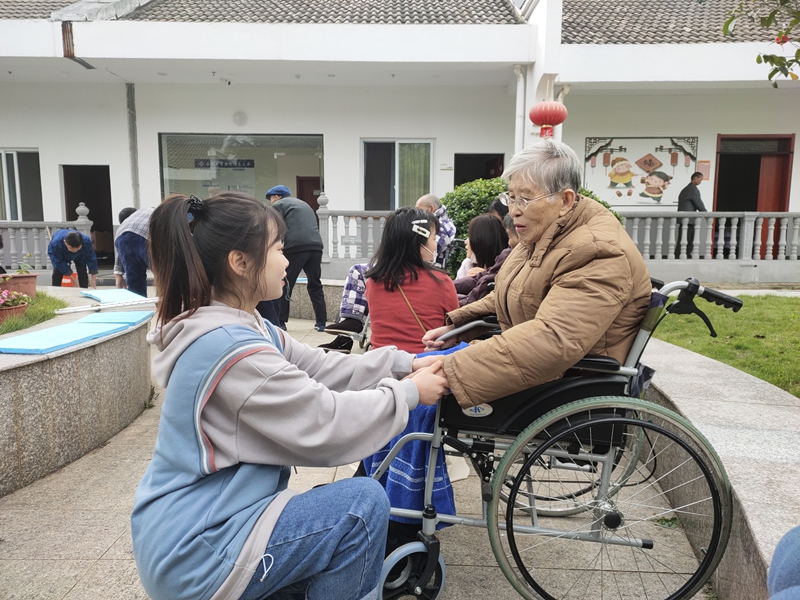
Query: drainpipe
[[514, 65, 526, 153], [126, 84, 140, 208]]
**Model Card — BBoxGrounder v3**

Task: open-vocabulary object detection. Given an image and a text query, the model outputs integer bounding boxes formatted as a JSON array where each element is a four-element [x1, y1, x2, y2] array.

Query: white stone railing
[[0, 203, 93, 270], [621, 211, 800, 261], [316, 193, 390, 262]]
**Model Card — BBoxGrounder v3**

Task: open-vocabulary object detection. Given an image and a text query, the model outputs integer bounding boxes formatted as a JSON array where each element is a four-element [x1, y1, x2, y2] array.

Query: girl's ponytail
[[149, 195, 212, 326]]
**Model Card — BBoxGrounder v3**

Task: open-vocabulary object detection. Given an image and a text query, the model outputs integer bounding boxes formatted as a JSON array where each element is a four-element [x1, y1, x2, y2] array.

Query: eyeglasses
[[498, 191, 563, 210]]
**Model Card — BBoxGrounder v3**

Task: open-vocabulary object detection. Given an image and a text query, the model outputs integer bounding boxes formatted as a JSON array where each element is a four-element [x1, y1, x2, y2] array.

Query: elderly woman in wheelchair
[[372, 139, 741, 600]]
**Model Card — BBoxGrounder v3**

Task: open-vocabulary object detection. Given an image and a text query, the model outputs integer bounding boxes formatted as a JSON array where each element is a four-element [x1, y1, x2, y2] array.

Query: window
[[363, 140, 432, 210], [159, 134, 323, 201], [0, 150, 43, 221]]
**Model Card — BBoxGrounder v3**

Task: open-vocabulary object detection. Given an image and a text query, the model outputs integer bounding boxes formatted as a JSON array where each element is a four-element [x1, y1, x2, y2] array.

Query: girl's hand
[[411, 361, 450, 406], [466, 266, 486, 277], [422, 325, 455, 352], [411, 355, 441, 372]]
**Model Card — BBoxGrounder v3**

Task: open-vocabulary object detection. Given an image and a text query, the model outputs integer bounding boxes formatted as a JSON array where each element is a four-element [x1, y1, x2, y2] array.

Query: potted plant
[[0, 289, 31, 323], [0, 254, 38, 298]]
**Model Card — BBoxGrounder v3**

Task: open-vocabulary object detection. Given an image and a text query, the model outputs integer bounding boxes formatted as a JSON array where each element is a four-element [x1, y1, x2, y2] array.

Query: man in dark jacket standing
[[262, 185, 327, 330], [676, 172, 707, 258]]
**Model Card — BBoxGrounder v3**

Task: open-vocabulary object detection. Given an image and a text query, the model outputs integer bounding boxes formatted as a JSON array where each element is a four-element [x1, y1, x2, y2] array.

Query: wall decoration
[[584, 137, 698, 209], [696, 160, 711, 180]]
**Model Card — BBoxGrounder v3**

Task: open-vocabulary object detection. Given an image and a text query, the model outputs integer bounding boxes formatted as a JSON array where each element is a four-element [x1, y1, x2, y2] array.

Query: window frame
[[1, 149, 29, 221], [361, 138, 434, 211]]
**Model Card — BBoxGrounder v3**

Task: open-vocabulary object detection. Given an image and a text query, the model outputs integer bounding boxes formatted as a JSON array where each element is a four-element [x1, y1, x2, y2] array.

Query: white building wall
[[562, 89, 800, 212], [135, 83, 516, 210], [0, 82, 133, 220]]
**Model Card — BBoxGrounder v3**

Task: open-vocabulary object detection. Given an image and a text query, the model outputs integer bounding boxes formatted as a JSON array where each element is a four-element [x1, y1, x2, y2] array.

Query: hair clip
[[411, 220, 431, 239], [188, 195, 204, 217]]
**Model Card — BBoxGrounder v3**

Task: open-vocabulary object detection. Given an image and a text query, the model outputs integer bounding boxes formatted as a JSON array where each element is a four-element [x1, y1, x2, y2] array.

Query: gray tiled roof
[[123, 0, 525, 24], [562, 0, 775, 44], [0, 0, 76, 19]]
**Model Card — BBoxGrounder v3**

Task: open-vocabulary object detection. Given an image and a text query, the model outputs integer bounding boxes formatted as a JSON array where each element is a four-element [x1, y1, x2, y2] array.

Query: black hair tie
[[188, 195, 204, 217]]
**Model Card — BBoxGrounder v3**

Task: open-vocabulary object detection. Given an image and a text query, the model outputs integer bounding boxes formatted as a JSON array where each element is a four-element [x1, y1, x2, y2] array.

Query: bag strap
[[397, 285, 427, 335]]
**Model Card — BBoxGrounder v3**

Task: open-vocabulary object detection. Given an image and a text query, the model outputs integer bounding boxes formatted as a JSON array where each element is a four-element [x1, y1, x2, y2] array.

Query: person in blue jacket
[[47, 229, 99, 289]]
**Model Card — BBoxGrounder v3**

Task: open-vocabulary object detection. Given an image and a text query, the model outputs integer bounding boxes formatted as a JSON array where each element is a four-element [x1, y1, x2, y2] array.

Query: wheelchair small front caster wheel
[[379, 541, 446, 599]]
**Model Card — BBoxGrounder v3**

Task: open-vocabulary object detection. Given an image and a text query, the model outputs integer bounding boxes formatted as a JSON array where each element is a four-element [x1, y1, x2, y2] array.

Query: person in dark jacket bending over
[[258, 185, 327, 331], [47, 229, 99, 289], [676, 171, 707, 258]]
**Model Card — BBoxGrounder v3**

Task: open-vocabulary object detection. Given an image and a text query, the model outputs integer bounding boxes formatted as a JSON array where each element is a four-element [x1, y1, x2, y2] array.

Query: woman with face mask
[[364, 206, 458, 354]]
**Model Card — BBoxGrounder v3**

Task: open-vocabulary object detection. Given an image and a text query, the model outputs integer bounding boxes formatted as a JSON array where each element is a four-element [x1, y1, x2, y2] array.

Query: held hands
[[410, 360, 450, 406], [422, 324, 456, 352]]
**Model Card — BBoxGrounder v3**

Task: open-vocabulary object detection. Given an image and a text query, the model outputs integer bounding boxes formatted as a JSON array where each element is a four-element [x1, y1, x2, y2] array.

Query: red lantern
[[529, 101, 568, 138]]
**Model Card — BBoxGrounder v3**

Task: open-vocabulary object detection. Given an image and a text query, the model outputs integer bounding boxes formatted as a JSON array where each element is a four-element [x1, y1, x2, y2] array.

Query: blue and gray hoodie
[[131, 304, 418, 600]]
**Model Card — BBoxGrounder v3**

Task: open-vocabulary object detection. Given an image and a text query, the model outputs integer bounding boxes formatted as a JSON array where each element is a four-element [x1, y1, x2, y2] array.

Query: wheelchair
[[372, 277, 743, 600]]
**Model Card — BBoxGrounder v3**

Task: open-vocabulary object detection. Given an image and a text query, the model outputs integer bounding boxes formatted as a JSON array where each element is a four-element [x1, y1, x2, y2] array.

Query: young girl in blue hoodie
[[131, 192, 449, 600]]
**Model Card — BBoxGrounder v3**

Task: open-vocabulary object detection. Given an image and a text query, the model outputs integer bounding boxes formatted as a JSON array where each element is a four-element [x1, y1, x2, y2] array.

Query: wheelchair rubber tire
[[379, 541, 446, 600], [487, 396, 732, 600]]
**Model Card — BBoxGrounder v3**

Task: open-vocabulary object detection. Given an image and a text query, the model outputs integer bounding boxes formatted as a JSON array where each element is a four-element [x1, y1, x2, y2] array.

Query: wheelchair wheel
[[496, 422, 645, 517], [487, 396, 732, 600], [379, 542, 446, 600]]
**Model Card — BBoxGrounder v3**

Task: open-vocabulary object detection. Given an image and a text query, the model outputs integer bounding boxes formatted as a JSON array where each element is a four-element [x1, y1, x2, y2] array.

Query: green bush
[[441, 178, 508, 276], [441, 180, 624, 276]]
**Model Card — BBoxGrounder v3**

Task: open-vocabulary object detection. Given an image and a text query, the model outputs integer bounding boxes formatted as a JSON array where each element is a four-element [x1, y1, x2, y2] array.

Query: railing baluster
[[8, 227, 19, 269], [343, 216, 351, 260], [642, 217, 651, 258], [630, 217, 640, 250], [331, 215, 339, 259], [19, 228, 29, 266], [765, 217, 776, 260], [777, 217, 788, 261], [729, 217, 739, 260], [752, 217, 763, 260], [667, 218, 676, 260], [790, 217, 800, 260], [679, 218, 689, 260], [703, 217, 713, 259], [367, 217, 375, 256], [715, 217, 726, 260], [654, 217, 663, 260], [356, 216, 364, 259], [32, 228, 42, 268]]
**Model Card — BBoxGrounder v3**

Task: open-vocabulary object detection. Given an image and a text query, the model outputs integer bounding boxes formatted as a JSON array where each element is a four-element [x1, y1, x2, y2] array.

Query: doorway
[[714, 135, 794, 258], [453, 154, 504, 187], [62, 165, 114, 264], [296, 176, 321, 212]]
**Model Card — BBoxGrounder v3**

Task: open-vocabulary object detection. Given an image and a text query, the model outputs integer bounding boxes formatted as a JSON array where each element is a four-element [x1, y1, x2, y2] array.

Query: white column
[[514, 65, 525, 154]]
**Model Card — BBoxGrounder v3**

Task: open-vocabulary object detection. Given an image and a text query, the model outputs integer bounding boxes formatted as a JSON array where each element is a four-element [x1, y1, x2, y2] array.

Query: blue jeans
[[769, 525, 800, 599], [115, 231, 149, 297], [239, 477, 389, 600]]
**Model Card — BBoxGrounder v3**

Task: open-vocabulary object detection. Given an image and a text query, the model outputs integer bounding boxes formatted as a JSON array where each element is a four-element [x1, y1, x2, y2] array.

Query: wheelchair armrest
[[571, 354, 621, 372], [437, 315, 499, 342]]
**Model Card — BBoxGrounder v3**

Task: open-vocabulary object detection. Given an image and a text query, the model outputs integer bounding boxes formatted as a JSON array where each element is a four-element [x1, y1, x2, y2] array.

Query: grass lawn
[[654, 295, 800, 398], [0, 292, 69, 336]]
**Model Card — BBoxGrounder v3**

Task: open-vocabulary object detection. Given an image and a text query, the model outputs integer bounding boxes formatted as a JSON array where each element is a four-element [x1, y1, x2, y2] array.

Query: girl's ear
[[227, 250, 248, 278]]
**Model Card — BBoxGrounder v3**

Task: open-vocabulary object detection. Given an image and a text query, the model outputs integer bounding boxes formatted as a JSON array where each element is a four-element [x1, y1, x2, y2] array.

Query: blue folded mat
[[76, 311, 154, 326], [0, 322, 128, 354], [80, 289, 150, 303]]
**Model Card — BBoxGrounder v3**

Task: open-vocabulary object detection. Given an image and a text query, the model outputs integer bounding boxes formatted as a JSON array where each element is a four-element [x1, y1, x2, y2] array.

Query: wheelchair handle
[[657, 279, 743, 313], [437, 318, 498, 342]]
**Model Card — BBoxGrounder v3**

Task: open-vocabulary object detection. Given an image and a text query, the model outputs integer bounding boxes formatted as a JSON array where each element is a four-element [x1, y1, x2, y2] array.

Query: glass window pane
[[0, 156, 6, 220], [160, 134, 323, 202], [364, 142, 395, 210], [17, 152, 44, 221], [6, 154, 18, 221], [398, 143, 431, 208]]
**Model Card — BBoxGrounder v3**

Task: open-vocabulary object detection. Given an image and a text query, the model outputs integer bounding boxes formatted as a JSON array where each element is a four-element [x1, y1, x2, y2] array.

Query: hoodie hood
[[148, 303, 270, 388]]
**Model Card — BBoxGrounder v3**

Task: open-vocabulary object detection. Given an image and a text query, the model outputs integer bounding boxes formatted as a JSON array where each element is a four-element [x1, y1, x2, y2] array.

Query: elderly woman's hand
[[466, 266, 486, 277], [422, 324, 456, 352]]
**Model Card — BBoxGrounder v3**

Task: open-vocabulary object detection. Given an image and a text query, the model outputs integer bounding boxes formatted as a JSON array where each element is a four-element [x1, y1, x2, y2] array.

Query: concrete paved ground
[[2, 286, 795, 599], [0, 316, 523, 600]]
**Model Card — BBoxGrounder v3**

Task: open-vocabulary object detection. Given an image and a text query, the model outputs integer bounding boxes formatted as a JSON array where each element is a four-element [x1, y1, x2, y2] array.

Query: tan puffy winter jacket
[[442, 196, 651, 408]]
